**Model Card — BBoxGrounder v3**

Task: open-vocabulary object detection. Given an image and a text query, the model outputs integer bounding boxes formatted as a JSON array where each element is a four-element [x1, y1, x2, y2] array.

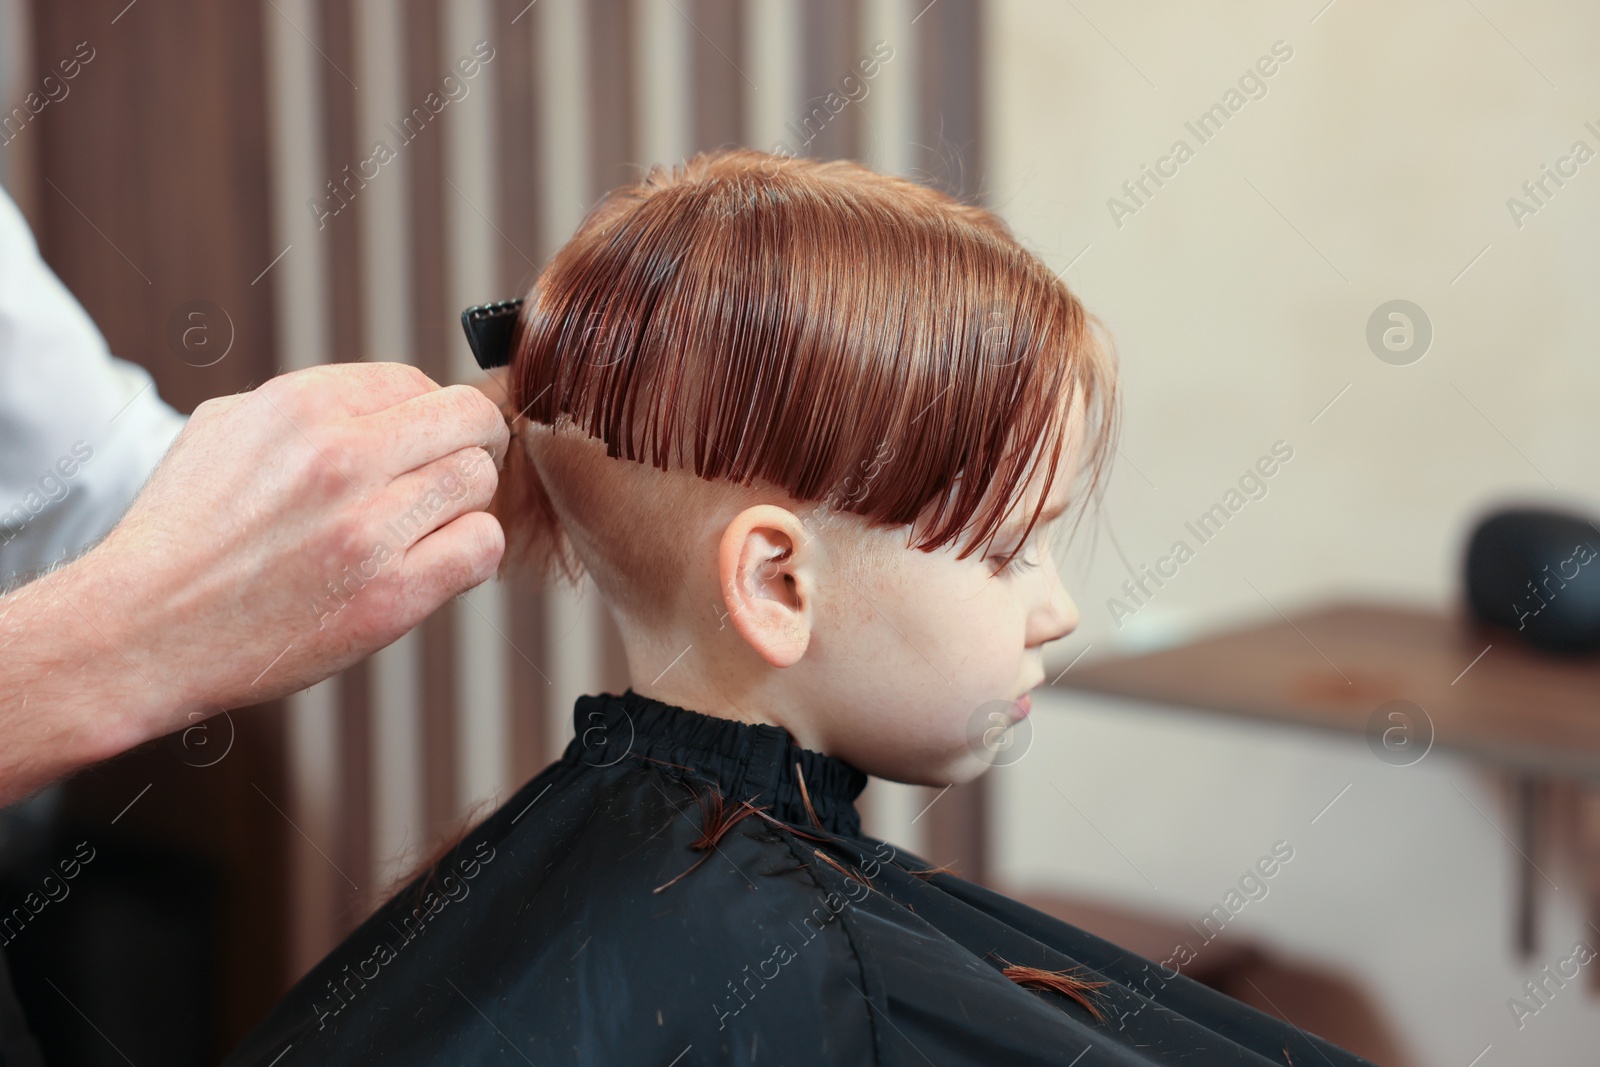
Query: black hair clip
[[460, 299, 523, 370]]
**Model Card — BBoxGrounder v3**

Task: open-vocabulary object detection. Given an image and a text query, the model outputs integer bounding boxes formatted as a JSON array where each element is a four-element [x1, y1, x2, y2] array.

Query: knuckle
[[188, 393, 240, 432], [445, 382, 501, 438], [460, 447, 499, 501], [191, 393, 227, 419], [438, 382, 476, 426], [300, 433, 357, 497], [328, 510, 372, 569], [381, 361, 437, 396], [259, 366, 316, 413], [317, 431, 359, 475]]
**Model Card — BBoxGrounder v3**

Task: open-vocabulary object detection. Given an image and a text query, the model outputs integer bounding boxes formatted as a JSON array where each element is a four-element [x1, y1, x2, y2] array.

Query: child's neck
[[630, 672, 828, 753]]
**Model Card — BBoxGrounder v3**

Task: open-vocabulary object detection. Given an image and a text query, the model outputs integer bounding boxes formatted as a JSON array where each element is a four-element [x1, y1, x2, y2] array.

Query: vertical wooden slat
[[587, 0, 637, 197], [799, 0, 864, 160], [405, 0, 450, 393], [860, 0, 914, 177], [317, 0, 366, 375], [638, 0, 692, 168], [313, 0, 379, 931], [495, 0, 554, 784], [442, 0, 510, 816], [914, 0, 982, 202], [349, 0, 426, 902], [691, 0, 745, 150], [494, 0, 545, 295], [264, 0, 344, 980], [0, 0, 39, 227], [402, 0, 462, 841]]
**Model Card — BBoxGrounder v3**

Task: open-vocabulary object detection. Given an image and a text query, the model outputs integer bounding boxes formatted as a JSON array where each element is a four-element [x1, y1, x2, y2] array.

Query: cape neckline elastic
[[566, 689, 870, 837]]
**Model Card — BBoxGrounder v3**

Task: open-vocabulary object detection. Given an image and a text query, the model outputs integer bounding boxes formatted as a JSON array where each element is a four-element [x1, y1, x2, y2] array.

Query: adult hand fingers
[[260, 361, 440, 420], [466, 367, 513, 417], [396, 510, 506, 619], [360, 381, 511, 479], [373, 445, 500, 552]]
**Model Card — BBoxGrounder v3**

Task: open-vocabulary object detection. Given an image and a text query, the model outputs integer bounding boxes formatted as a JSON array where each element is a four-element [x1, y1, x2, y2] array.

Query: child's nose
[[1030, 570, 1079, 647]]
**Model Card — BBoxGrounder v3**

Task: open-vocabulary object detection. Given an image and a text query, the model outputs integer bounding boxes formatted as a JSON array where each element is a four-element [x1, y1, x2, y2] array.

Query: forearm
[[0, 546, 170, 805]]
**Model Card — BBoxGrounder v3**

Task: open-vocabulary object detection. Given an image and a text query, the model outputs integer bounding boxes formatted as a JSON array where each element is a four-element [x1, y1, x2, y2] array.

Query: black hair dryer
[[1464, 506, 1600, 654]]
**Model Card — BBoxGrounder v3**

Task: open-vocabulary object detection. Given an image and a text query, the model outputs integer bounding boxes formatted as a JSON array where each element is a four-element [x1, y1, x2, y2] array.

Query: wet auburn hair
[[490, 147, 1118, 584]]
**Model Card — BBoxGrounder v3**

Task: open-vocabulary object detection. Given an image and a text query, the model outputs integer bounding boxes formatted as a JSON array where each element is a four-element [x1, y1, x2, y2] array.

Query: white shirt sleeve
[[0, 184, 188, 584]]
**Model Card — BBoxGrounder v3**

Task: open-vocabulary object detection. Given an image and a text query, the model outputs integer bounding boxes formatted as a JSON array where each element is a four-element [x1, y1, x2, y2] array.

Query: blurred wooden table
[[1052, 601, 1600, 970]]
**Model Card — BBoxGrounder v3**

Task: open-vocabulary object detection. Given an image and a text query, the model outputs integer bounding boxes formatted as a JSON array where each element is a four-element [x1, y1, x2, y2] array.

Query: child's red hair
[[491, 147, 1117, 583]]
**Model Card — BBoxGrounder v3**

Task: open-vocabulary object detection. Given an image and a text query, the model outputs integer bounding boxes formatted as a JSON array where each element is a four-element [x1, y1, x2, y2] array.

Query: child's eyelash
[[994, 549, 1038, 576]]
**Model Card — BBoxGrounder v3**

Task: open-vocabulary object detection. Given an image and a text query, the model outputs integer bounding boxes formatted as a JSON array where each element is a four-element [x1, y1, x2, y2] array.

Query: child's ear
[[717, 505, 816, 668]]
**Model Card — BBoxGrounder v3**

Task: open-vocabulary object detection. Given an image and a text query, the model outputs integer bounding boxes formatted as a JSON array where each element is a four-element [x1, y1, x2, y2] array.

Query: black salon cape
[[223, 690, 1375, 1066]]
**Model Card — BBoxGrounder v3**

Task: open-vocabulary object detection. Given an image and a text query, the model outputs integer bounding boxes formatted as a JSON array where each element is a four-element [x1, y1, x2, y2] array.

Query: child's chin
[[870, 754, 986, 789], [914, 753, 993, 788], [949, 756, 997, 786]]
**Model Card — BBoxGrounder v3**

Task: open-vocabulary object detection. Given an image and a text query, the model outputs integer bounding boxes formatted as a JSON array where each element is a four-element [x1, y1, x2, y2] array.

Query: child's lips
[[1012, 694, 1031, 719]]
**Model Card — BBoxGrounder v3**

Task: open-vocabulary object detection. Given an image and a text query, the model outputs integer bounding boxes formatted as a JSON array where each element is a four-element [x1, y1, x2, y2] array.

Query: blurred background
[[1, 1, 1597, 1064]]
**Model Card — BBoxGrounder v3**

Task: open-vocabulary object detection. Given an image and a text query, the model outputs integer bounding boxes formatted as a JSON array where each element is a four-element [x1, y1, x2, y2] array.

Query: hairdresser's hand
[[0, 362, 508, 804], [468, 366, 515, 421]]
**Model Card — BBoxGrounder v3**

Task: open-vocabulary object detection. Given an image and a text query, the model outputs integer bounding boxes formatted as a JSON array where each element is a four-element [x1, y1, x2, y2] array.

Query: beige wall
[[989, 1, 1600, 1062]]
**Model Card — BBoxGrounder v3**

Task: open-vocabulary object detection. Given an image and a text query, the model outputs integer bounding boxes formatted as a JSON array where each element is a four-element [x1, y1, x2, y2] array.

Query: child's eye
[[992, 544, 1040, 576]]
